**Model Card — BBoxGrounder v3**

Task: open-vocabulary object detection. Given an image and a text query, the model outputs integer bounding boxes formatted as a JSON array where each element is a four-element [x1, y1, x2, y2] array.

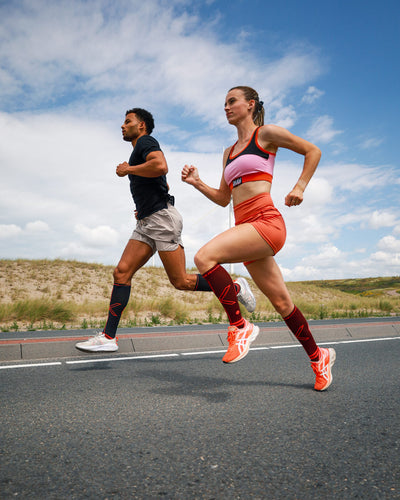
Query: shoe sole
[[75, 344, 119, 353], [223, 325, 260, 364], [317, 348, 336, 391]]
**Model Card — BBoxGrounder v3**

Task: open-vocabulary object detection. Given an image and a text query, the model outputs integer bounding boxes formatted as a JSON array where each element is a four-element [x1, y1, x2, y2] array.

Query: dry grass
[[0, 259, 399, 332]]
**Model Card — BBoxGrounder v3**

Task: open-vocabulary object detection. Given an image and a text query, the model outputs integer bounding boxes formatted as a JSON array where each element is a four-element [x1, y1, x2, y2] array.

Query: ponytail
[[254, 99, 264, 127]]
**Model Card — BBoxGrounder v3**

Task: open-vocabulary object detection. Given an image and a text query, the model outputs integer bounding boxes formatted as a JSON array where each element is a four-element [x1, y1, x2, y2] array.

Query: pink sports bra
[[224, 127, 276, 190]]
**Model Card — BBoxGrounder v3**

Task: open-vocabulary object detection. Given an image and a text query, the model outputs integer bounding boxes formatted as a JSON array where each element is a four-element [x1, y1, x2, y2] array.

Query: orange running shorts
[[234, 192, 286, 261]]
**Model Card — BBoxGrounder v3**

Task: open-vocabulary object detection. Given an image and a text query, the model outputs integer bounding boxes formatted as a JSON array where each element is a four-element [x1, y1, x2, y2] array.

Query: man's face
[[121, 113, 144, 142]]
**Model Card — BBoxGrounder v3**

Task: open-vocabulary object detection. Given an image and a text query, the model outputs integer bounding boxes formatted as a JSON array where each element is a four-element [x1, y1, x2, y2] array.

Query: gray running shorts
[[130, 203, 183, 254]]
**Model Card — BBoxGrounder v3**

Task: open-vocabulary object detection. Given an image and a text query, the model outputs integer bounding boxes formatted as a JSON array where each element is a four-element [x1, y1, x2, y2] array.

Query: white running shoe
[[235, 277, 256, 313], [75, 332, 118, 352]]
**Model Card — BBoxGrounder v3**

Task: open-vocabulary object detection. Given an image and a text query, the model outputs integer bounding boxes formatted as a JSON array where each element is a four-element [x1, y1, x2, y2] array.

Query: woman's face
[[224, 89, 253, 124]]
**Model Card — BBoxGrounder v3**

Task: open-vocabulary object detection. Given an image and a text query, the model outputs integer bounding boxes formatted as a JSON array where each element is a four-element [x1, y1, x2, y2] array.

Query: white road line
[[268, 345, 301, 350], [65, 353, 179, 365], [0, 362, 62, 370], [0, 337, 399, 370], [181, 350, 226, 356], [318, 336, 400, 345]]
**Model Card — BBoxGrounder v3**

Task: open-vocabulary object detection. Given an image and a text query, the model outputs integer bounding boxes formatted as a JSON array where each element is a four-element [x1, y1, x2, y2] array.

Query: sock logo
[[219, 285, 236, 306], [295, 325, 310, 341], [109, 302, 122, 317]]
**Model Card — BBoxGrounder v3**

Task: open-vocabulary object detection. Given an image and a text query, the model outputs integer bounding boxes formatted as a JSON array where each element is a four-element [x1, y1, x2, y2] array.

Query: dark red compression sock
[[202, 264, 245, 328], [284, 306, 320, 361]]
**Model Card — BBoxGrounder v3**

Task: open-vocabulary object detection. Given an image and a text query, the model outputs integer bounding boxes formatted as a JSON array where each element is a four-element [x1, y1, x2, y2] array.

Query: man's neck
[[131, 131, 147, 147]]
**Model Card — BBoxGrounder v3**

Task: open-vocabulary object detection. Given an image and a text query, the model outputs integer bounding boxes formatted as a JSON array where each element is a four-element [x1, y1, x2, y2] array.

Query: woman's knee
[[272, 297, 293, 318], [194, 247, 215, 272], [193, 252, 202, 270]]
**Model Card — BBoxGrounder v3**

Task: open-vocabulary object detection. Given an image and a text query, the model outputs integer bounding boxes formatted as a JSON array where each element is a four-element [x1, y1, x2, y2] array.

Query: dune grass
[[0, 259, 399, 332]]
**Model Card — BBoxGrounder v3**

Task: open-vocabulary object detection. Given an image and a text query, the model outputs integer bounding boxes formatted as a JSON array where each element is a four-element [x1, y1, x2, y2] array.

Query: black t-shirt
[[128, 135, 173, 220]]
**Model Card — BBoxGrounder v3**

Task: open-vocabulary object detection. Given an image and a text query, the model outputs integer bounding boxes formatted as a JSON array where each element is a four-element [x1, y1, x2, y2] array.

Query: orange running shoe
[[222, 320, 260, 363], [311, 347, 336, 391]]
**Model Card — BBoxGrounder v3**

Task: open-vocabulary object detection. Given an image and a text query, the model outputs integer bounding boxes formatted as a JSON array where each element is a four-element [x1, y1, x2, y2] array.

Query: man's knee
[[113, 264, 132, 285], [168, 275, 190, 290], [113, 266, 123, 283]]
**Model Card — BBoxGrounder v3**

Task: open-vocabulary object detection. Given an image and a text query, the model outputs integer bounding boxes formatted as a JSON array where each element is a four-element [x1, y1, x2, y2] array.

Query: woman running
[[181, 86, 336, 391]]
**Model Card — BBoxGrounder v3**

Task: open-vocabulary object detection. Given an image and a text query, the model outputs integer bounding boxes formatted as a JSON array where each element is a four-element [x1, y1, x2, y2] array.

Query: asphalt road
[[1, 337, 399, 499]]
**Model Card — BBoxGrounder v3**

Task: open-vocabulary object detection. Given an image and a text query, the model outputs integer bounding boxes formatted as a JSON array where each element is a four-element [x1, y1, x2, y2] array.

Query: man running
[[76, 108, 255, 352]]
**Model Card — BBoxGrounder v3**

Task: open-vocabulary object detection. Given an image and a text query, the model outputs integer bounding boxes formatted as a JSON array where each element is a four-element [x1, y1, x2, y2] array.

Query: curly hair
[[125, 108, 155, 134]]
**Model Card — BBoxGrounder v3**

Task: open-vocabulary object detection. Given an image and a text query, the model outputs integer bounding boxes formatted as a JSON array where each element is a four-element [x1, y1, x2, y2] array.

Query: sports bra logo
[[232, 177, 242, 187]]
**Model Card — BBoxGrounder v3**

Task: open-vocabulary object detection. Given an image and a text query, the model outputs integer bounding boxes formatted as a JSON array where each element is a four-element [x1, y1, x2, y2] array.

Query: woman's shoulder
[[257, 124, 287, 152], [258, 123, 288, 136]]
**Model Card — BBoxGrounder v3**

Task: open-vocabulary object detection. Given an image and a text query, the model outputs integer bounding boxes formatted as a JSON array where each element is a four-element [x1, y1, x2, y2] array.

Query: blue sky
[[0, 0, 399, 281]]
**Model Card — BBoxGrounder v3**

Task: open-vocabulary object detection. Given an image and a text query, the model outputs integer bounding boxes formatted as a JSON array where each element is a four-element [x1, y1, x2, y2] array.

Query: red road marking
[[0, 329, 227, 345], [0, 320, 398, 345]]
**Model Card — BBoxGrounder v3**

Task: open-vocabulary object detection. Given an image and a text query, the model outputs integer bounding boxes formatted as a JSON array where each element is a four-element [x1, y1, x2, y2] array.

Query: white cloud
[[369, 211, 398, 230], [273, 106, 297, 129], [377, 235, 400, 253], [285, 213, 336, 245], [0, 221, 49, 239], [281, 265, 319, 281], [25, 221, 50, 233], [74, 224, 120, 247], [302, 244, 346, 268], [306, 115, 343, 144], [301, 86, 324, 104], [336, 210, 370, 227], [303, 177, 333, 206], [59, 242, 106, 259], [0, 224, 22, 239], [370, 251, 400, 267], [0, 111, 128, 224], [319, 163, 395, 192], [359, 137, 384, 150]]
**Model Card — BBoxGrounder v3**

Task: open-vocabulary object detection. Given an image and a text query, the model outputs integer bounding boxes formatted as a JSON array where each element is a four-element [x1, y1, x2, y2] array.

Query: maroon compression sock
[[203, 264, 245, 328], [284, 306, 320, 361]]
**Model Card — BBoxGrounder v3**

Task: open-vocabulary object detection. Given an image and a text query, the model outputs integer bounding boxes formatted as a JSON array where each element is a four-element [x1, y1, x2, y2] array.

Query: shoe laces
[[227, 327, 238, 345], [311, 350, 328, 378]]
